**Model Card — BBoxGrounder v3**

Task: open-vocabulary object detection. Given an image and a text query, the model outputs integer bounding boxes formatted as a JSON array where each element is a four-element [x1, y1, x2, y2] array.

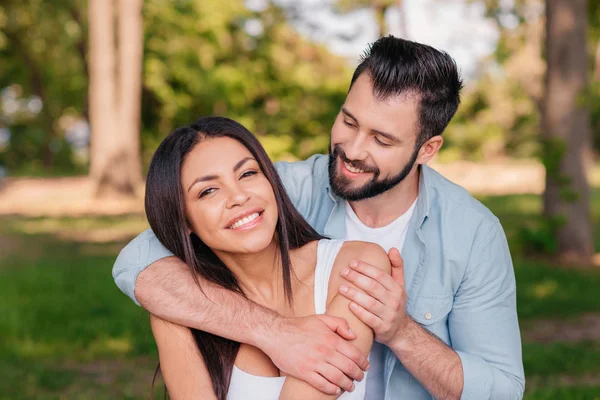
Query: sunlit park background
[[1, 0, 600, 398]]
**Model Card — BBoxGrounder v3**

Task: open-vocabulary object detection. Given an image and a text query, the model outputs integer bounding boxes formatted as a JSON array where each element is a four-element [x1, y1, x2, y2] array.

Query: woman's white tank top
[[226, 239, 368, 400]]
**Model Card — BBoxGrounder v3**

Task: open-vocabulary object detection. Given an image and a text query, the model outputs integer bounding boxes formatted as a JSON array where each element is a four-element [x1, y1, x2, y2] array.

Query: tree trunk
[[117, 0, 143, 185], [595, 40, 600, 81], [397, 0, 409, 39], [88, 0, 142, 197], [373, 3, 388, 37], [88, 0, 117, 182], [542, 0, 594, 263]]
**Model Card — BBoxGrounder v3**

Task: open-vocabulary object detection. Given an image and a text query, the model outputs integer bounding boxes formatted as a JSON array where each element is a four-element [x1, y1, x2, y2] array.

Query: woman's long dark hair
[[145, 116, 324, 400]]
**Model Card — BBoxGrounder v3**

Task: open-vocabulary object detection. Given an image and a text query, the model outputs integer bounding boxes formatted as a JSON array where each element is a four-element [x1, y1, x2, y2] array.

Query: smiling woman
[[143, 116, 389, 400]]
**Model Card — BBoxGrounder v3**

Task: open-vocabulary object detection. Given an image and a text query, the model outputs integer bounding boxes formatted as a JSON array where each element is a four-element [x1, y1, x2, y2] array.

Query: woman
[[145, 116, 390, 400]]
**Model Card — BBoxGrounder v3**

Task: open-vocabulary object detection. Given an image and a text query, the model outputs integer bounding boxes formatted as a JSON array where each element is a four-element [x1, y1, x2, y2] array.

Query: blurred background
[[0, 0, 599, 399]]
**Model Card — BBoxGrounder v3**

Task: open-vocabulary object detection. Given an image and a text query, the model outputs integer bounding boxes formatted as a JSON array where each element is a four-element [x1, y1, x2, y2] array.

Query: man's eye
[[375, 137, 391, 147], [241, 170, 257, 179], [343, 120, 357, 128], [199, 188, 216, 198]]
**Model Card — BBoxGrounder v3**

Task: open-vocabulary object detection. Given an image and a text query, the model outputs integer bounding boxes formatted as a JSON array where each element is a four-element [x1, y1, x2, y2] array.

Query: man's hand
[[258, 315, 370, 395], [338, 247, 409, 346]]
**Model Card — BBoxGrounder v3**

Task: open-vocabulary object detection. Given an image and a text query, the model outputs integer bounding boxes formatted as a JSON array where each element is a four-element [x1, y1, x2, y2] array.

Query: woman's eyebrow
[[187, 157, 255, 193], [233, 157, 254, 172]]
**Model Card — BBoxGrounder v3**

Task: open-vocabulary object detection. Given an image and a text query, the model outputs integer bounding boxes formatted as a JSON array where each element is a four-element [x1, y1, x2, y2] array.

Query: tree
[[336, 0, 397, 37], [88, 0, 143, 197], [542, 0, 594, 263], [0, 0, 87, 172]]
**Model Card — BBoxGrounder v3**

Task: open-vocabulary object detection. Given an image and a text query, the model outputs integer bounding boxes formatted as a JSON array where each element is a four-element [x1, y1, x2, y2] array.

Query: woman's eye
[[241, 170, 257, 179], [198, 188, 216, 198]]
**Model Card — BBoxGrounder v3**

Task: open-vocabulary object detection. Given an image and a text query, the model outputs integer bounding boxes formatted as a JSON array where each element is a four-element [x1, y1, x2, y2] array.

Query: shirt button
[[424, 312, 432, 320]]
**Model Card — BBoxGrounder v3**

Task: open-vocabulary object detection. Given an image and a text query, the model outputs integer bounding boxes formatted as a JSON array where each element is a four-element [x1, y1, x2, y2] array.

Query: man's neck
[[348, 167, 420, 228]]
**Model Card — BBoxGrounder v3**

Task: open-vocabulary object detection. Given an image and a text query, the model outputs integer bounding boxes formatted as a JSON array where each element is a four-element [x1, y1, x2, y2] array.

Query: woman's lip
[[228, 212, 264, 231], [224, 207, 264, 228]]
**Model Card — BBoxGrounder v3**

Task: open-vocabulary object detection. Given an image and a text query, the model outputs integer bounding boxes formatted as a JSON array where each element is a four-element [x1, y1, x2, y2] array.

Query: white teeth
[[344, 161, 365, 174], [229, 212, 260, 229]]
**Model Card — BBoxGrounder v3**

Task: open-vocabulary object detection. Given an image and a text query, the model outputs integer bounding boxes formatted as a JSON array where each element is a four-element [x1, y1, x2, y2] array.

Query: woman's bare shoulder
[[336, 240, 391, 273]]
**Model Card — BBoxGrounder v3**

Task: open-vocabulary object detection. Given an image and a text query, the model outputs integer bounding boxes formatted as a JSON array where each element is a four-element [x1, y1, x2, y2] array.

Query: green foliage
[[140, 0, 351, 162], [0, 0, 352, 176], [0, 0, 88, 174]]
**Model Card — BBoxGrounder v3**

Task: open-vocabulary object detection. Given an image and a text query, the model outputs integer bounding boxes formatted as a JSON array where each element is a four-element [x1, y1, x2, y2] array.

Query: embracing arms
[[148, 241, 389, 400], [279, 242, 391, 400], [113, 230, 368, 394]]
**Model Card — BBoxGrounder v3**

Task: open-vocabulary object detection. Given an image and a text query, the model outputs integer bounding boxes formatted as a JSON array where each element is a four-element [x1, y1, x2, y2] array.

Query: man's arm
[[444, 221, 525, 400], [339, 252, 463, 399], [279, 242, 390, 400], [113, 231, 369, 395], [340, 222, 525, 400]]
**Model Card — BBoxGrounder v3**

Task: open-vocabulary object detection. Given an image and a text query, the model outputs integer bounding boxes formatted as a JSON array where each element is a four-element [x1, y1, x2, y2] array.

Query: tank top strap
[[314, 239, 345, 314]]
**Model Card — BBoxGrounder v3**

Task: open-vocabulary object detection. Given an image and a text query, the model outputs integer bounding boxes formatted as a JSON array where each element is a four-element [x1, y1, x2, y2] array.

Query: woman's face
[[181, 136, 278, 255]]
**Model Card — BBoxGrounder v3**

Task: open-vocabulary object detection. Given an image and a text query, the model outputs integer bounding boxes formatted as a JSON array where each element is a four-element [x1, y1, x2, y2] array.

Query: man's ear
[[416, 136, 443, 165]]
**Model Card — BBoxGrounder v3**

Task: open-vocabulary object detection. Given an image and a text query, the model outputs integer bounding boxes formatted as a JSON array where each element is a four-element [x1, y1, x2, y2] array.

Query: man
[[113, 36, 524, 399]]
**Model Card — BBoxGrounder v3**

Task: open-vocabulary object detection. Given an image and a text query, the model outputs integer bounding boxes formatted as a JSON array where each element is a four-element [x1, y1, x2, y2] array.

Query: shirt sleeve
[[112, 229, 174, 305], [273, 159, 316, 218], [449, 220, 525, 400]]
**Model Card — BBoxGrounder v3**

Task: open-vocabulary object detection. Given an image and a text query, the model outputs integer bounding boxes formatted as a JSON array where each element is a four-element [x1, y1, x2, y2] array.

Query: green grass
[[1, 188, 600, 398]]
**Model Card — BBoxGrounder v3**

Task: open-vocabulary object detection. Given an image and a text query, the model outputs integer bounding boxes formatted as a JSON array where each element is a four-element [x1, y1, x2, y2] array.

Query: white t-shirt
[[344, 199, 417, 400]]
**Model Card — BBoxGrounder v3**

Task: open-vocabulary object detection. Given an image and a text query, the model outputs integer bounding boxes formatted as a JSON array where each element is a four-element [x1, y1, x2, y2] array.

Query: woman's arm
[[150, 315, 218, 400], [136, 256, 367, 395], [279, 242, 391, 400]]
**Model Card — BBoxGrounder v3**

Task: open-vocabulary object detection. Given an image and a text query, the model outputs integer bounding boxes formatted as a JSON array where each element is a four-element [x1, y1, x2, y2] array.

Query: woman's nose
[[225, 186, 250, 209]]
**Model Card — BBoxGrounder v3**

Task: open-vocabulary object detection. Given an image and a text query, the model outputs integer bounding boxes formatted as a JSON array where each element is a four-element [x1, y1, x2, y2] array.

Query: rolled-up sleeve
[[449, 220, 525, 400], [112, 229, 174, 305]]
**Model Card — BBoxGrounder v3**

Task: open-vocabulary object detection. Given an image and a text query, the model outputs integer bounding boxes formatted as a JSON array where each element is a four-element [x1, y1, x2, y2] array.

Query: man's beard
[[328, 144, 420, 201]]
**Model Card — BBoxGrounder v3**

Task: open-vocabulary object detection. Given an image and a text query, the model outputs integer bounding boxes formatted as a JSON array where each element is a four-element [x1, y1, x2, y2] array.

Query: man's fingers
[[316, 314, 356, 340], [339, 285, 385, 316], [343, 264, 391, 295], [336, 338, 370, 372], [326, 352, 365, 383], [349, 301, 383, 330], [316, 363, 355, 393], [308, 372, 342, 396], [347, 261, 397, 291], [388, 247, 405, 287]]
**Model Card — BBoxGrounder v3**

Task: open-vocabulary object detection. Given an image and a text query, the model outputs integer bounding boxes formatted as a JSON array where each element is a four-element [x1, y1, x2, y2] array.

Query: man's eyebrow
[[371, 128, 401, 144], [187, 157, 255, 193], [341, 107, 357, 122], [341, 107, 401, 144]]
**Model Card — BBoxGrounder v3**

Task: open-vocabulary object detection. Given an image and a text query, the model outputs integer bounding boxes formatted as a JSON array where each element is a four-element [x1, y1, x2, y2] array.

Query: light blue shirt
[[113, 154, 525, 400]]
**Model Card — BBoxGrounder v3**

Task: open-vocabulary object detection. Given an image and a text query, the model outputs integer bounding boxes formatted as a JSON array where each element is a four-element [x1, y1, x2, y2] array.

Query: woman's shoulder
[[336, 240, 391, 273]]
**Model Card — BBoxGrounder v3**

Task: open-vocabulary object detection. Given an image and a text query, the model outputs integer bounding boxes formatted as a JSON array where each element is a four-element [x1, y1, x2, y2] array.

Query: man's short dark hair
[[350, 35, 463, 147]]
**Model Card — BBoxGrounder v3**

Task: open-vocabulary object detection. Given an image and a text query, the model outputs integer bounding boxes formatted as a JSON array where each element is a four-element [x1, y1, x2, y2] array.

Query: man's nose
[[343, 132, 368, 161]]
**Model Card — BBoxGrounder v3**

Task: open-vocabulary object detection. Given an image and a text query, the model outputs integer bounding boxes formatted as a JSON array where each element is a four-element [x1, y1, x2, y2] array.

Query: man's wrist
[[389, 318, 421, 356], [249, 311, 283, 349]]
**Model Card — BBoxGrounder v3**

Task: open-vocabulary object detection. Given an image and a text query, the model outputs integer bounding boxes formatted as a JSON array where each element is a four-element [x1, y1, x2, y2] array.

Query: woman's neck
[[213, 239, 318, 312], [214, 240, 286, 305]]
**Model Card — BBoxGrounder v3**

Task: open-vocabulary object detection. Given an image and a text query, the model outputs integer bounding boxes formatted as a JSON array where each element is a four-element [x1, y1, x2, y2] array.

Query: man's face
[[328, 73, 422, 201]]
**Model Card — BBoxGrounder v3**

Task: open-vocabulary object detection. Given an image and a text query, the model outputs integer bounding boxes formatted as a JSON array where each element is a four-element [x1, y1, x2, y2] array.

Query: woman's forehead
[[182, 137, 255, 179]]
